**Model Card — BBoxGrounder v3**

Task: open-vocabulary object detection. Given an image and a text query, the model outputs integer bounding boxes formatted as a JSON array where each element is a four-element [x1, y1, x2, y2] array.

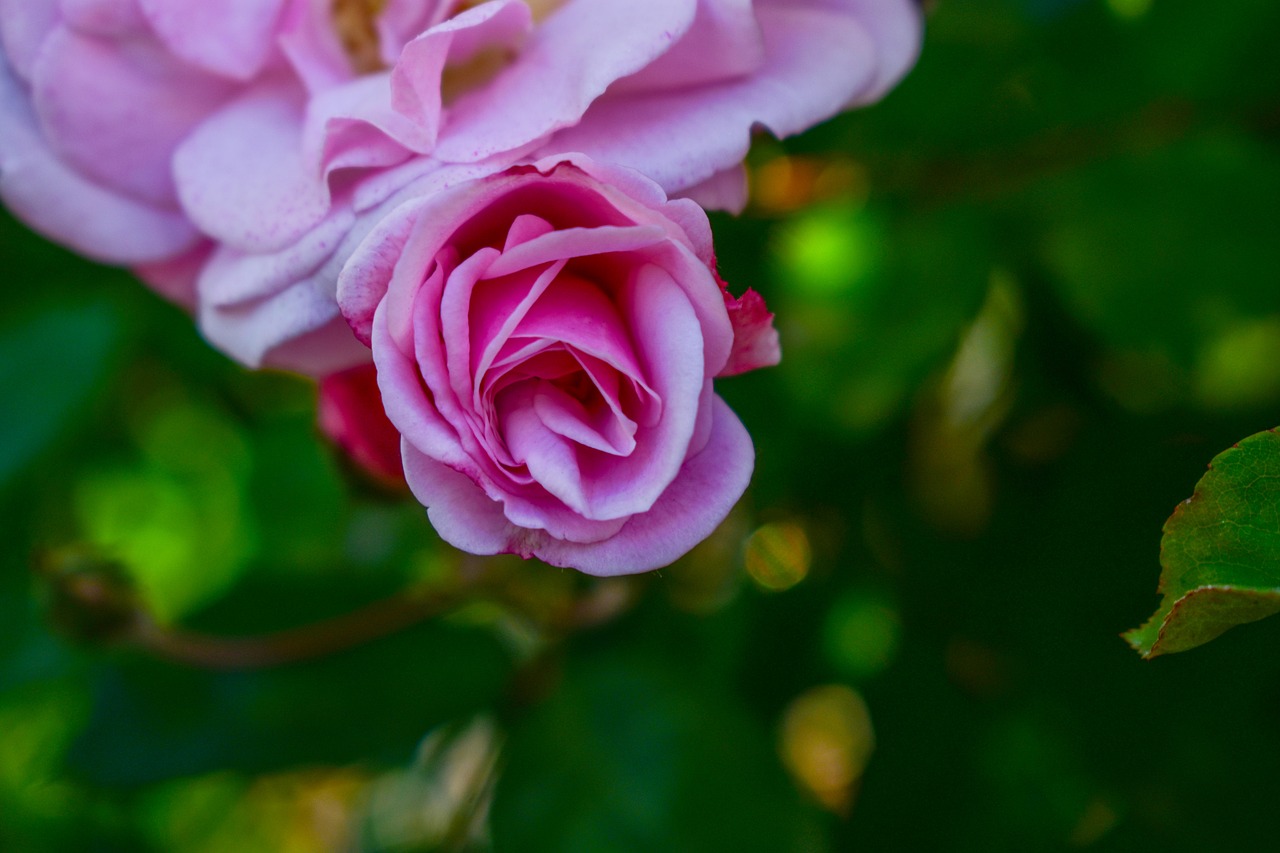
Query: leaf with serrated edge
[[1126, 428, 1280, 658]]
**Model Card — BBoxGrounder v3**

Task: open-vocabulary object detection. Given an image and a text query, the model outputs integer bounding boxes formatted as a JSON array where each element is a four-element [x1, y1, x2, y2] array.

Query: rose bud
[[318, 363, 407, 489]]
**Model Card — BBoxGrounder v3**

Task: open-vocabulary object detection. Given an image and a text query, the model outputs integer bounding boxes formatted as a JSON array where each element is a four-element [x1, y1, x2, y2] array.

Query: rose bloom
[[1, 0, 919, 375], [335, 155, 779, 574]]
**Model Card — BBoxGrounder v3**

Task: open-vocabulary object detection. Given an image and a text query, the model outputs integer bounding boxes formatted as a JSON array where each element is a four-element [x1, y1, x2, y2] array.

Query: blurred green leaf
[[491, 656, 809, 853], [1127, 428, 1280, 657], [72, 399, 258, 624], [0, 301, 121, 490]]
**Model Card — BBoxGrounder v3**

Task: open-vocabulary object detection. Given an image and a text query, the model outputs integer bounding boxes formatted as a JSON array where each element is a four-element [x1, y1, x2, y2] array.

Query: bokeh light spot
[[774, 206, 880, 298], [779, 684, 875, 816], [1106, 0, 1152, 20], [823, 590, 901, 680], [744, 521, 812, 592], [1194, 316, 1280, 409]]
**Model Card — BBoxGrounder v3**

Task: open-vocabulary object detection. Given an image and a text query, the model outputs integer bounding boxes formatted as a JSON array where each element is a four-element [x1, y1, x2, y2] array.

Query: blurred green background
[[4, 0, 1280, 849]]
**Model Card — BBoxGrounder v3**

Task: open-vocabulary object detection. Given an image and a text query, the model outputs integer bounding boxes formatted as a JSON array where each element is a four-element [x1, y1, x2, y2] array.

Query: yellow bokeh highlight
[[744, 521, 812, 592], [143, 770, 366, 853], [779, 685, 875, 816], [753, 155, 870, 215]]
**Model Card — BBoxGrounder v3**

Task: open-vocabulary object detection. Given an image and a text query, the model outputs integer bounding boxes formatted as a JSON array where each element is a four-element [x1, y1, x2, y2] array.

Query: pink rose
[[336, 155, 780, 574]]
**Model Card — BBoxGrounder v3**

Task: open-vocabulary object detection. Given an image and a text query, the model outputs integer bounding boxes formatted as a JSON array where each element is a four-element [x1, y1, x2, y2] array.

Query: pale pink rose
[[0, 0, 512, 366], [2, 0, 919, 374], [336, 155, 780, 574], [183, 0, 923, 245], [182, 0, 921, 374], [0, 0, 394, 300]]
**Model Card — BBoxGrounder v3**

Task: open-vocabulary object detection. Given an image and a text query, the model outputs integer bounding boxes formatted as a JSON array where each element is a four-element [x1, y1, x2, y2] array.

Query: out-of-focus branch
[[34, 548, 642, 671]]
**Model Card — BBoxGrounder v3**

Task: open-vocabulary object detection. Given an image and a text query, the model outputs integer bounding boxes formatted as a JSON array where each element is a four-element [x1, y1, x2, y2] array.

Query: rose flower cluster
[[1, 0, 920, 574]]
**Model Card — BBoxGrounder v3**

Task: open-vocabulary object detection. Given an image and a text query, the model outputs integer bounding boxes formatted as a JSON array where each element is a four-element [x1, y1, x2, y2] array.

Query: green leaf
[[1126, 428, 1280, 657]]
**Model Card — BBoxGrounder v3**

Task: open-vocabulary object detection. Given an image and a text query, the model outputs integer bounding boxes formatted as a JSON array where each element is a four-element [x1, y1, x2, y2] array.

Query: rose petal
[[483, 224, 666, 279], [138, 0, 287, 80], [32, 25, 234, 205], [534, 395, 754, 575], [569, 263, 704, 521], [470, 259, 566, 400], [477, 341, 564, 469], [635, 239, 735, 378], [173, 78, 332, 253], [337, 159, 513, 346], [133, 241, 212, 310], [402, 440, 628, 553], [0, 54, 198, 263], [502, 213, 556, 251], [676, 164, 748, 215], [534, 379, 637, 457], [721, 287, 781, 376], [524, 155, 714, 261], [413, 249, 537, 486], [277, 0, 352, 93], [794, 0, 922, 103], [433, 0, 698, 162], [499, 382, 591, 515], [376, 0, 449, 63], [265, 315, 372, 375], [388, 0, 532, 152], [198, 270, 362, 371], [374, 299, 478, 473], [610, 0, 763, 94], [434, 245, 503, 422], [538, 4, 884, 197], [306, 72, 424, 172], [200, 203, 356, 308], [401, 447, 534, 557], [337, 197, 428, 344], [0, 0, 58, 80], [577, 350, 660, 430], [508, 271, 645, 383], [59, 0, 148, 36]]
